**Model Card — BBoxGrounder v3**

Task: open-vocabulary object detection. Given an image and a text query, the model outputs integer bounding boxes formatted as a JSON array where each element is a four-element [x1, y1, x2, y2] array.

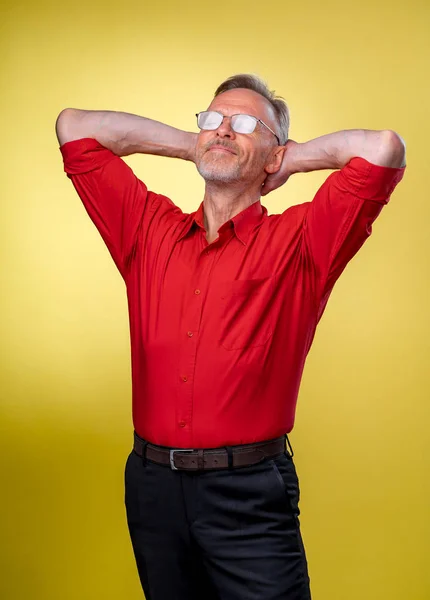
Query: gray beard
[[196, 160, 241, 184]]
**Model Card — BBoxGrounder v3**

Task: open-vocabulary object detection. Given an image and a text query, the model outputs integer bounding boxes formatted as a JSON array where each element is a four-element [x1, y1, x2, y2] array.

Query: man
[[56, 74, 406, 600]]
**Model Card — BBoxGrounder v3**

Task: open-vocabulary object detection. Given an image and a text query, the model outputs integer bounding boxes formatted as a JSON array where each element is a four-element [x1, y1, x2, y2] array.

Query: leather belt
[[133, 432, 287, 471]]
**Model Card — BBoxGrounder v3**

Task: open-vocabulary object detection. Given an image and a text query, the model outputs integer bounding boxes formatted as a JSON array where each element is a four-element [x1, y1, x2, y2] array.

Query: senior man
[[56, 74, 406, 600]]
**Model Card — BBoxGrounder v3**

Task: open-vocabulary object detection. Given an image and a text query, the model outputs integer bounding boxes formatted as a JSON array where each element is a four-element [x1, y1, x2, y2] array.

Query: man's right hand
[[55, 108, 198, 161]]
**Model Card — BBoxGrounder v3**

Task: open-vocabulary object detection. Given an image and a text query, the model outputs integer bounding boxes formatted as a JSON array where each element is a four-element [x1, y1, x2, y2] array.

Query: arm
[[261, 129, 406, 195], [56, 108, 197, 160], [57, 109, 197, 278], [272, 129, 406, 310]]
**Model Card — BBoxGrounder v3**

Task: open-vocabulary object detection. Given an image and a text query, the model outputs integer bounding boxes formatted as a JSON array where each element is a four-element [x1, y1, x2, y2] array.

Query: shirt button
[[194, 289, 201, 295], [205, 250, 210, 256], [187, 331, 193, 337], [181, 376, 188, 382], [179, 421, 186, 428]]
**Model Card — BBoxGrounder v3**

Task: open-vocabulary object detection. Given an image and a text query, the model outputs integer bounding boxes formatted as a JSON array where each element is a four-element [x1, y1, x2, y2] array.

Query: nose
[[215, 115, 236, 139]]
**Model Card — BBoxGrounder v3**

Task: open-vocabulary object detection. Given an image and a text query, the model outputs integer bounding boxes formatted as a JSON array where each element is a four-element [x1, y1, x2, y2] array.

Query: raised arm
[[57, 109, 198, 278], [271, 129, 406, 307], [262, 129, 406, 195], [56, 108, 197, 160]]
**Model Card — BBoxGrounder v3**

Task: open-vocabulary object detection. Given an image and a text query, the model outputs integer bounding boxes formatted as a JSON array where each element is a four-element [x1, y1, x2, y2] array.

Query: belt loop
[[285, 434, 294, 458], [225, 446, 233, 469], [141, 440, 148, 467], [197, 449, 204, 470]]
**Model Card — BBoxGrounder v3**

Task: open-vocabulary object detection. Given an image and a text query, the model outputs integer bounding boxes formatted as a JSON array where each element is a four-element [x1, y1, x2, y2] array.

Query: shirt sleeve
[[60, 138, 180, 279], [302, 157, 405, 306]]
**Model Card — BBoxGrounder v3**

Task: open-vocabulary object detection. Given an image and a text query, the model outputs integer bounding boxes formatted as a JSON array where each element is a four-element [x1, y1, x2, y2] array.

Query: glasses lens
[[231, 114, 257, 134], [197, 111, 222, 130]]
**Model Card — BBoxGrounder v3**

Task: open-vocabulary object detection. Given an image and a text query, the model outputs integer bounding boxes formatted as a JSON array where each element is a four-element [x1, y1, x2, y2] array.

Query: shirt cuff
[[340, 156, 405, 203], [60, 138, 116, 175]]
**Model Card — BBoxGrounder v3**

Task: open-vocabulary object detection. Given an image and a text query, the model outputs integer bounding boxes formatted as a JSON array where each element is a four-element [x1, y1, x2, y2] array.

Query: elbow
[[55, 108, 82, 146], [379, 129, 406, 168]]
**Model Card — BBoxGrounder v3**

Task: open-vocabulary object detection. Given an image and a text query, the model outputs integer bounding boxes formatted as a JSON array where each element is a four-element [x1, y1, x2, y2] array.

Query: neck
[[203, 181, 261, 243]]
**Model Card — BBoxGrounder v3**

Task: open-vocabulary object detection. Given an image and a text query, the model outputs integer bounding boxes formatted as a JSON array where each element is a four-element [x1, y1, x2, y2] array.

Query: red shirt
[[61, 138, 404, 448]]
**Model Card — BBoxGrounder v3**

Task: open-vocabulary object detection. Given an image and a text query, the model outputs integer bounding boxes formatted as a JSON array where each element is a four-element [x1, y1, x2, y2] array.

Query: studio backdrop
[[1, 0, 429, 599]]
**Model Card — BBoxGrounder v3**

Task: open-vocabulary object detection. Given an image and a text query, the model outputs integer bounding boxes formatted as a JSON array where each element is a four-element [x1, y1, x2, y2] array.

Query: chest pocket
[[219, 276, 275, 350]]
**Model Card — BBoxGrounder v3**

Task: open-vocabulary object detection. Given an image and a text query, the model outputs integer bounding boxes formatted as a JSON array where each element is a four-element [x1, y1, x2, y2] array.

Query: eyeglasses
[[196, 111, 280, 145]]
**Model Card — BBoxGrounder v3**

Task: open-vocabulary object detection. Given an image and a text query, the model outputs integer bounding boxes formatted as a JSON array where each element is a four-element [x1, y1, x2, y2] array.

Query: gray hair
[[214, 74, 290, 145]]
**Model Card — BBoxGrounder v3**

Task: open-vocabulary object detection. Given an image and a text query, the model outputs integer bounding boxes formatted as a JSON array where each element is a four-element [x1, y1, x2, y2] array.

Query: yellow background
[[1, 0, 429, 598]]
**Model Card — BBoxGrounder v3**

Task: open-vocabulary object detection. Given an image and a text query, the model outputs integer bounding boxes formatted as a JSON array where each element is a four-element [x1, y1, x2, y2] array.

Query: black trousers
[[124, 443, 312, 600]]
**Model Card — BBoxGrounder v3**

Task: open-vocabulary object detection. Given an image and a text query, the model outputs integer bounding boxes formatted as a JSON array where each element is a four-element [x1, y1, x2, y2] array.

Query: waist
[[133, 432, 290, 471]]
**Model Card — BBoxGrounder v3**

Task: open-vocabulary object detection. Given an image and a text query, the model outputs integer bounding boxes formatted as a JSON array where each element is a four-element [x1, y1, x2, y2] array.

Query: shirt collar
[[177, 200, 267, 246]]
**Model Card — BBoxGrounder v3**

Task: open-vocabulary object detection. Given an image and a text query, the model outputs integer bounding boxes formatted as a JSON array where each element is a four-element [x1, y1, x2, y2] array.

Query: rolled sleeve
[[61, 137, 116, 175], [334, 157, 405, 203]]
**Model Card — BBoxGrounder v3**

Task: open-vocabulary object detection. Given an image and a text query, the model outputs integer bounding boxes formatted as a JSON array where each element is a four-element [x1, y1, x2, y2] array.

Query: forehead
[[208, 88, 276, 123]]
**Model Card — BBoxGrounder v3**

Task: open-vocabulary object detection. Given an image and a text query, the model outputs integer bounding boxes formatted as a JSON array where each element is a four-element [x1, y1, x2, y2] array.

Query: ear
[[264, 146, 286, 174]]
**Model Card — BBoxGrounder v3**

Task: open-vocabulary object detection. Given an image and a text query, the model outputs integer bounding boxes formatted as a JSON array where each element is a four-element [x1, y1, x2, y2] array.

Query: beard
[[196, 159, 242, 183], [196, 145, 243, 183]]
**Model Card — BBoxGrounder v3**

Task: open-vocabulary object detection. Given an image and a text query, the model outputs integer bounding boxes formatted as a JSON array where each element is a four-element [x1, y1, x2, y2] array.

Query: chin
[[196, 160, 241, 184]]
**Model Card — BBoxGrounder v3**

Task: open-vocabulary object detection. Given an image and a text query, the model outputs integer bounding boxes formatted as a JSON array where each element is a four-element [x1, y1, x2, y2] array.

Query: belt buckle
[[169, 448, 195, 470]]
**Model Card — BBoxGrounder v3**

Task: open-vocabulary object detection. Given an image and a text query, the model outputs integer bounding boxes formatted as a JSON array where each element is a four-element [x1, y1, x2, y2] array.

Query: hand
[[261, 140, 299, 196]]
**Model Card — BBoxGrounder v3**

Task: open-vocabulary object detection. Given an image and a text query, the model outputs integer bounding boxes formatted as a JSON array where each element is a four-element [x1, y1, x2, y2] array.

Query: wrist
[[185, 132, 198, 162], [283, 140, 304, 175], [291, 140, 303, 173]]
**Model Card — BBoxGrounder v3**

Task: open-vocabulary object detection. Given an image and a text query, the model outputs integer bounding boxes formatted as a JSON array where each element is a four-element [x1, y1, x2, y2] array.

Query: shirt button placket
[[178, 273, 205, 442]]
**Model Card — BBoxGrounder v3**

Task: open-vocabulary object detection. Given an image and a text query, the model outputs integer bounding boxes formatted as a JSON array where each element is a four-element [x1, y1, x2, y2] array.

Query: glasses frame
[[196, 111, 280, 145]]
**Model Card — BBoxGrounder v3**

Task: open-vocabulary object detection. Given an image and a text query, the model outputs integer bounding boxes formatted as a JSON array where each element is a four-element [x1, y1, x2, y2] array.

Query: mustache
[[205, 140, 238, 154]]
